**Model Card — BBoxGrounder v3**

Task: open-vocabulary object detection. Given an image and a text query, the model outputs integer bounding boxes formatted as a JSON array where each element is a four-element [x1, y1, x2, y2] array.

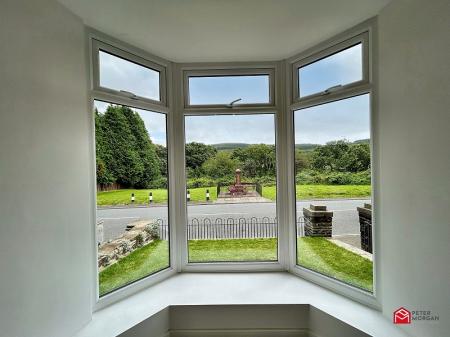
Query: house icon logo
[[393, 307, 411, 324]]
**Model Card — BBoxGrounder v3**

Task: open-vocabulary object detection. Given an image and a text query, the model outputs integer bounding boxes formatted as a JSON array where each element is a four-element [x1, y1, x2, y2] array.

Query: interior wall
[[377, 0, 450, 336], [0, 1, 93, 336]]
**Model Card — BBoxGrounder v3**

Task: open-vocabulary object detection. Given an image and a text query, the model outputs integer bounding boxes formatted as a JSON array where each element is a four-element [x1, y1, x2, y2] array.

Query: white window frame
[[87, 17, 379, 310], [183, 68, 275, 109], [176, 62, 290, 272], [92, 38, 168, 107], [88, 29, 177, 311], [286, 19, 379, 309], [291, 31, 370, 105]]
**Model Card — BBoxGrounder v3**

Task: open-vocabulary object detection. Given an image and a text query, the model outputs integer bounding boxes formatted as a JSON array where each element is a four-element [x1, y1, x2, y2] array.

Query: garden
[[99, 237, 373, 295]]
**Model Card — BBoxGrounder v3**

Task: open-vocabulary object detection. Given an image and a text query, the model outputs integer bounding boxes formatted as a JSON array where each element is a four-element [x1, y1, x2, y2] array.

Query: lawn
[[97, 187, 217, 206], [262, 185, 371, 201], [99, 240, 169, 296], [188, 238, 277, 262], [97, 185, 370, 206], [297, 237, 373, 292], [99, 237, 372, 295]]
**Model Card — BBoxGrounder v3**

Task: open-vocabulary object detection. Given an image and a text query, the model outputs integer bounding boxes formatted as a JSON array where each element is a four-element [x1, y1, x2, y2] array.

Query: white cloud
[[185, 114, 276, 144]]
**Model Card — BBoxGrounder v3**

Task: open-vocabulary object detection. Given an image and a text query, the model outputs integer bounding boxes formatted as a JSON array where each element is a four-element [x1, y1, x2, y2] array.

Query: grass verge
[[297, 237, 373, 292], [98, 185, 370, 206], [188, 238, 278, 262], [262, 185, 371, 201], [99, 240, 169, 296], [97, 187, 217, 206]]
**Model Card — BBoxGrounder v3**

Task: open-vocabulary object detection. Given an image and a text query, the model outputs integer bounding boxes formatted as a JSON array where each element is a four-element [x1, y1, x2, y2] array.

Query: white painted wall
[[0, 1, 93, 336], [377, 0, 450, 336]]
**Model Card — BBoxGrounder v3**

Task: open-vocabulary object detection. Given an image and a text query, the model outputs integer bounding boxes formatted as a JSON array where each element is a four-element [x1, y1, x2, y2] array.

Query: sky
[[299, 43, 362, 97], [96, 45, 369, 146]]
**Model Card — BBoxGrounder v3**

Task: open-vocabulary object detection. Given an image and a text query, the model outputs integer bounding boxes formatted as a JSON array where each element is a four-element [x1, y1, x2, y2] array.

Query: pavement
[[97, 198, 370, 243]]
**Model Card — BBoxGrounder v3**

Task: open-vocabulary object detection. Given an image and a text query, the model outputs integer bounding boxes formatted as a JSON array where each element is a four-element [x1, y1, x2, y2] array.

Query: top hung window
[[185, 69, 274, 107], [93, 40, 166, 104], [294, 33, 368, 101]]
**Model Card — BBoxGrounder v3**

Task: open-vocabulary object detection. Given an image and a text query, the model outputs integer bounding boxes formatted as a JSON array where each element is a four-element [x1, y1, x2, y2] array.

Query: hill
[[211, 139, 369, 151], [212, 143, 251, 150]]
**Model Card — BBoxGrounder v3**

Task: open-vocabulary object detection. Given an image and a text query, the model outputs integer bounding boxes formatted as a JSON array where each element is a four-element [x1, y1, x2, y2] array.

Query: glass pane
[[188, 75, 270, 105], [299, 44, 362, 98], [99, 50, 160, 101], [294, 94, 373, 292], [94, 100, 169, 296], [185, 114, 278, 262]]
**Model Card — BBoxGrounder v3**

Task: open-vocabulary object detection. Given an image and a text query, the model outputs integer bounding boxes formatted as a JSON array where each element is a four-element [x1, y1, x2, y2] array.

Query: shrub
[[253, 175, 276, 186], [187, 177, 216, 188], [295, 169, 371, 185], [145, 223, 160, 240], [135, 233, 144, 247], [149, 176, 167, 189]]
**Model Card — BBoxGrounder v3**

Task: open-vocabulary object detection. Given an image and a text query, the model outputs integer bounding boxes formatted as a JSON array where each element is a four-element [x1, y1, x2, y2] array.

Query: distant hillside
[[295, 143, 321, 151], [353, 138, 370, 144], [212, 143, 251, 150], [212, 139, 369, 151]]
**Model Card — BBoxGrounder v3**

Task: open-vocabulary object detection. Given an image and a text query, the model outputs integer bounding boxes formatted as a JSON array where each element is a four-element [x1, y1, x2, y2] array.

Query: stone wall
[[303, 205, 333, 237], [98, 220, 158, 269], [357, 203, 372, 253]]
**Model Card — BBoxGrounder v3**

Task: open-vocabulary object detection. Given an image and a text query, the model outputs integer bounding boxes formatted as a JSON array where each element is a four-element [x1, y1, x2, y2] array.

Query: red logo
[[393, 307, 411, 324]]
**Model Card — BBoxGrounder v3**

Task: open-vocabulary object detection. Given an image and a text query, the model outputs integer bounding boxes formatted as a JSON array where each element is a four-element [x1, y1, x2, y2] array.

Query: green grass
[[97, 187, 217, 206], [187, 187, 217, 203], [188, 238, 277, 262], [262, 185, 371, 201], [99, 238, 372, 295], [98, 185, 370, 206], [297, 237, 373, 292], [99, 240, 169, 296]]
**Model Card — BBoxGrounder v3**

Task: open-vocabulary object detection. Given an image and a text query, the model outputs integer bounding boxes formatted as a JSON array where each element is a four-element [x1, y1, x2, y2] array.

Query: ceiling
[[58, 0, 390, 62]]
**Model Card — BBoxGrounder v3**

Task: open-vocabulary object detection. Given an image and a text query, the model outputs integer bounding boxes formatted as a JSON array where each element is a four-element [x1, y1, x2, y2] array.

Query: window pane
[[299, 44, 362, 98], [99, 50, 160, 101], [185, 114, 277, 262], [294, 94, 373, 292], [188, 75, 270, 105], [94, 100, 169, 296]]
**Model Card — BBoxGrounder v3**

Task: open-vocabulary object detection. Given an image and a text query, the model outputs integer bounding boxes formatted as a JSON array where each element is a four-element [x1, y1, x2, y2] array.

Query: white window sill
[[75, 272, 408, 337]]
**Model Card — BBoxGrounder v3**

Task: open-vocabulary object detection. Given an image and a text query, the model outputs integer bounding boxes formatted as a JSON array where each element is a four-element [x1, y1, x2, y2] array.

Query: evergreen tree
[[122, 107, 161, 188]]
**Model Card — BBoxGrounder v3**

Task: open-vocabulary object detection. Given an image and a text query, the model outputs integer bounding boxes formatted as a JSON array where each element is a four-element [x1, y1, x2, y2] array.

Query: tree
[[95, 105, 161, 188], [155, 144, 167, 176], [231, 144, 276, 177], [95, 109, 115, 185], [295, 149, 311, 173], [122, 107, 161, 188], [339, 143, 371, 172], [185, 142, 217, 176], [311, 140, 370, 172], [202, 151, 240, 179]]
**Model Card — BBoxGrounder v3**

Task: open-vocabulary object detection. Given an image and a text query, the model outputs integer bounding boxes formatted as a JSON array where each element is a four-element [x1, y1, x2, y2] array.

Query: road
[[97, 199, 370, 242]]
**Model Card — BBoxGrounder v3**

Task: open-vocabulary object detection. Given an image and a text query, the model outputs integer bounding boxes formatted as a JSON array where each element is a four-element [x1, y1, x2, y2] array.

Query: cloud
[[300, 43, 362, 97], [185, 114, 275, 144], [294, 94, 370, 144], [95, 49, 369, 147], [99, 51, 160, 100]]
